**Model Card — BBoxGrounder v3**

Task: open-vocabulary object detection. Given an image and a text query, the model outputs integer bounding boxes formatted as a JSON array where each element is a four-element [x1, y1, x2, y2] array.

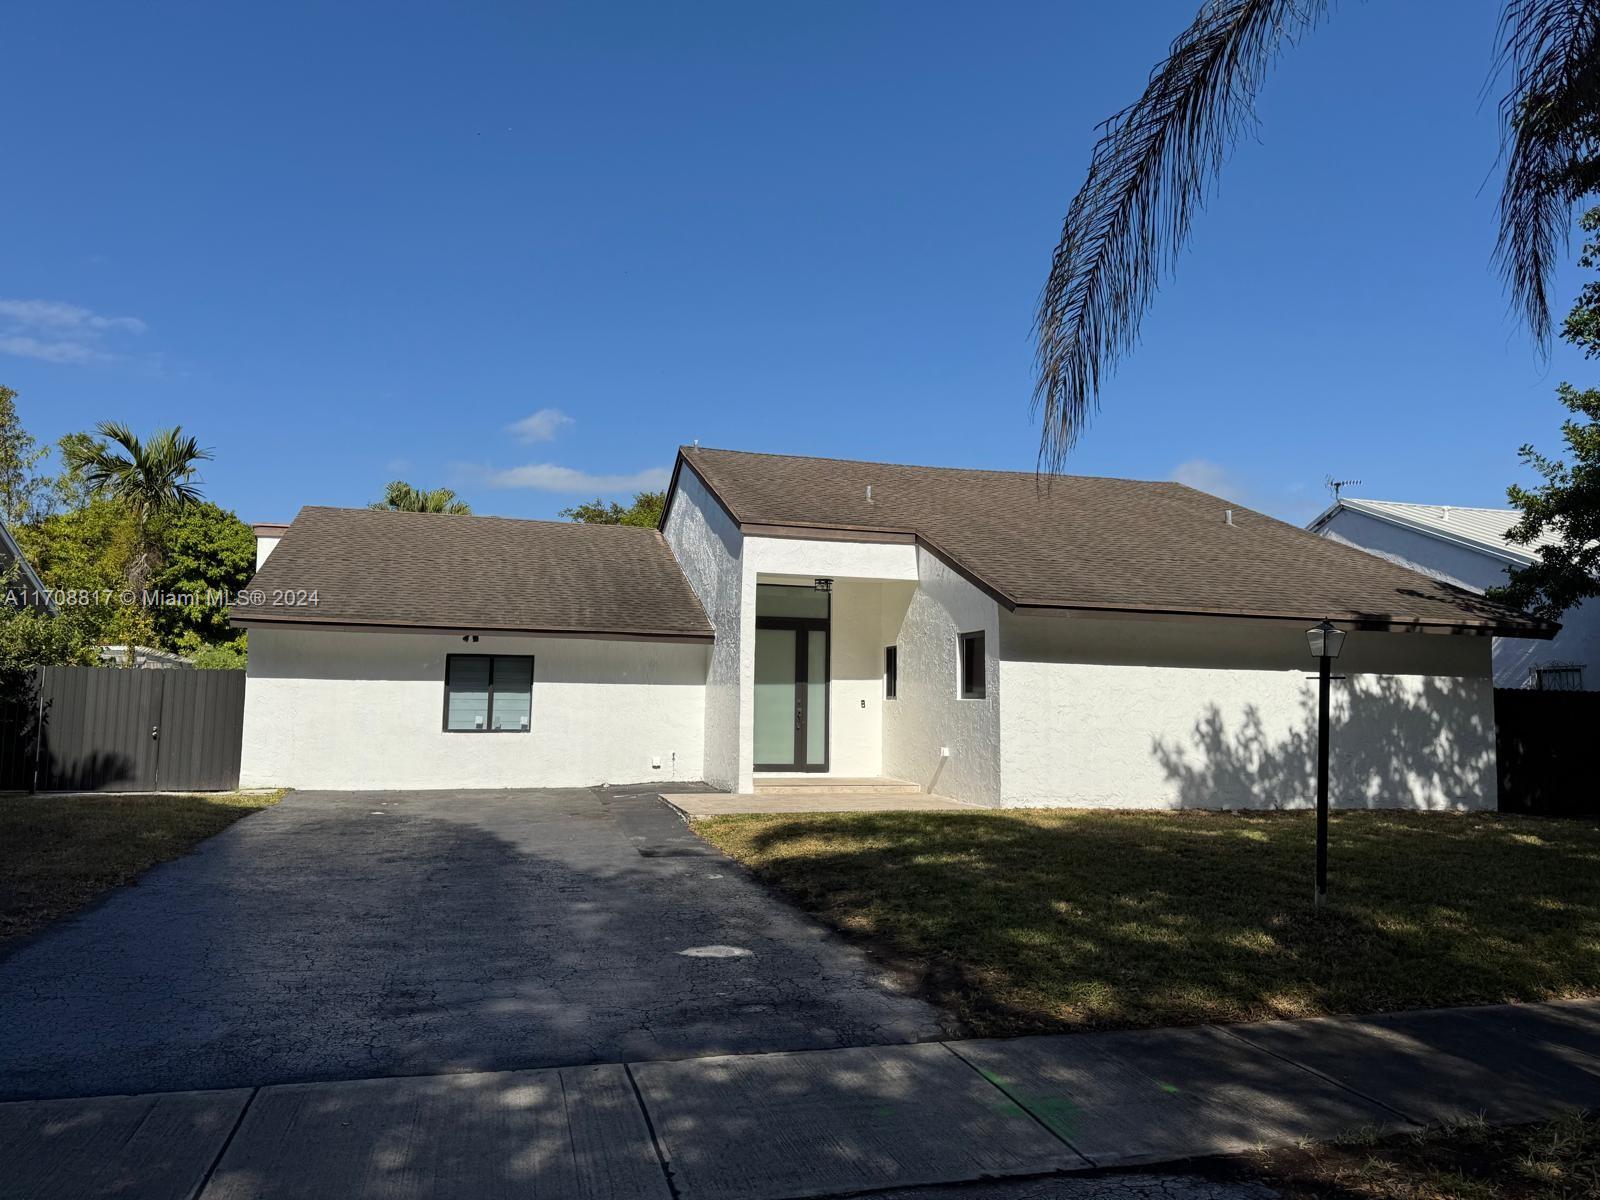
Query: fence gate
[[1495, 687, 1600, 818], [31, 666, 246, 792]]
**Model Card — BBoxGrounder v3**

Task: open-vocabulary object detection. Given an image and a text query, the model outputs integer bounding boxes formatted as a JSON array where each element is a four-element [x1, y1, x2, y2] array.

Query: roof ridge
[[1347, 498, 1517, 515], [682, 445, 1182, 488], [299, 505, 661, 533]]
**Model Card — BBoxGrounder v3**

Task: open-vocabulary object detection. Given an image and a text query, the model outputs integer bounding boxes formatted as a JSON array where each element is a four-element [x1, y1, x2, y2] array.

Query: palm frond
[[1494, 0, 1600, 346], [75, 421, 211, 518], [372, 480, 471, 514], [1033, 0, 1327, 469]]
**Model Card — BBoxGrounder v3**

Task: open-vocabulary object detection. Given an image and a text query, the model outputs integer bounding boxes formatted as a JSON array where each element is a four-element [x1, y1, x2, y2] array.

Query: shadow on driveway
[[0, 788, 947, 1100]]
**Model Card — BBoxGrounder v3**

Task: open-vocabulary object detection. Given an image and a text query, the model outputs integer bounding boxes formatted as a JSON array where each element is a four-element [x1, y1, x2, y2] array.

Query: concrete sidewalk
[[5, 999, 1598, 1200]]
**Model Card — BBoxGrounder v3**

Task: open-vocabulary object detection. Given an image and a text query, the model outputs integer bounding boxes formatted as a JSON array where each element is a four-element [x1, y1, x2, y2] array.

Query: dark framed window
[[884, 645, 898, 700], [444, 654, 534, 732], [958, 631, 985, 700], [1530, 662, 1584, 692]]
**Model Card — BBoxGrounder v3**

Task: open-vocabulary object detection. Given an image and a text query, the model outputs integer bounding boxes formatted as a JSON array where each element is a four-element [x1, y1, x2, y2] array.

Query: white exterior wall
[[1318, 508, 1598, 689], [661, 468, 744, 790], [240, 627, 707, 790], [254, 536, 280, 570], [998, 613, 1497, 811], [881, 546, 1001, 805]]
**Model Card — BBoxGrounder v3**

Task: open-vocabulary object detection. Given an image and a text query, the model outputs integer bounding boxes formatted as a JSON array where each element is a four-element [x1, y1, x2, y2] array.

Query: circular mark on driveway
[[678, 945, 754, 958]]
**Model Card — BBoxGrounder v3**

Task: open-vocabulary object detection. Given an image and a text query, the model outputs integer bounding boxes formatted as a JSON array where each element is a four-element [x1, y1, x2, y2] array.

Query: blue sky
[[2, 0, 1590, 526]]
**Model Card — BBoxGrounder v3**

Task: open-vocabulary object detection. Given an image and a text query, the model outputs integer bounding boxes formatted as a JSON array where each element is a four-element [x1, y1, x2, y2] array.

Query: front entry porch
[[753, 774, 921, 795], [662, 783, 975, 820], [745, 575, 917, 790]]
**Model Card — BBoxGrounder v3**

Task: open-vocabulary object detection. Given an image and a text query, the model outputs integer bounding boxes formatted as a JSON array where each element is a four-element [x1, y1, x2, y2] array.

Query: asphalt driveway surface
[[0, 788, 947, 1101]]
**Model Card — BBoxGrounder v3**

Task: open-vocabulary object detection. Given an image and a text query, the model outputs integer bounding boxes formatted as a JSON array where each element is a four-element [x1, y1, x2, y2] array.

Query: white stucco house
[[234, 447, 1554, 809], [1310, 498, 1596, 691]]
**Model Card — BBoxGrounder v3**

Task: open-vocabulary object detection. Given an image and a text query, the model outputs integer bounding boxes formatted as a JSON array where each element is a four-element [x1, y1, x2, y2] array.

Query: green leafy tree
[[146, 502, 255, 652], [559, 490, 665, 528], [1496, 206, 1600, 620], [1497, 384, 1600, 619], [62, 423, 212, 590], [14, 499, 148, 650], [0, 561, 96, 706], [1033, 0, 1600, 466], [189, 638, 247, 670], [370, 480, 472, 514], [48, 431, 108, 513], [18, 498, 254, 660], [0, 607, 96, 703], [0, 386, 50, 527]]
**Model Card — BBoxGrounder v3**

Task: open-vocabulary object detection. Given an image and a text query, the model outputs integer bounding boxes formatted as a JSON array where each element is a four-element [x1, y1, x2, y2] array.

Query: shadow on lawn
[[718, 806, 1600, 1035]]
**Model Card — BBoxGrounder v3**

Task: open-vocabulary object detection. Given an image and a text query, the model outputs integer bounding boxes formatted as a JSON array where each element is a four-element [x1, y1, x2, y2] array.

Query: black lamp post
[[1305, 620, 1346, 907]]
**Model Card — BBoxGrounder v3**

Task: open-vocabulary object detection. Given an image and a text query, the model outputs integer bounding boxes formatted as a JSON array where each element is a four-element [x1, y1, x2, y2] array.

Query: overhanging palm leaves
[[1036, 0, 1600, 468], [1496, 0, 1600, 343], [370, 480, 472, 514]]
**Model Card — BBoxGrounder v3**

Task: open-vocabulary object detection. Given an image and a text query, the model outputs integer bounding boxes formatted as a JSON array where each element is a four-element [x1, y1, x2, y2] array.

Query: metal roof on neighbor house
[[232, 506, 713, 640], [670, 446, 1553, 636], [1310, 498, 1559, 565]]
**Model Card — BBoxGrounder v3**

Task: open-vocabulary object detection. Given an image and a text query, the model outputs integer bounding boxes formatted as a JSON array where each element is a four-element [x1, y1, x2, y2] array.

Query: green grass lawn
[[0, 790, 285, 948], [697, 809, 1600, 1034]]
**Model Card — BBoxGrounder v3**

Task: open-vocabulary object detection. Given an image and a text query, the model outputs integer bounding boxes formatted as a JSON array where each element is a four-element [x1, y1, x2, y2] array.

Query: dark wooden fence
[[1496, 687, 1600, 817], [1, 666, 245, 792]]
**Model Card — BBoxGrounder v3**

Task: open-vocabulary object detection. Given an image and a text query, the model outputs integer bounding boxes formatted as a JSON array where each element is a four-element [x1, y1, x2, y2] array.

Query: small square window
[[445, 654, 534, 732], [885, 645, 898, 700], [1530, 662, 1584, 692], [959, 631, 985, 700]]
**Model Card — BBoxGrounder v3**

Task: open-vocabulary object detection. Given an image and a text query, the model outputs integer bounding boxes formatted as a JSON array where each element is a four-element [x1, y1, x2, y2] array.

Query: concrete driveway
[[0, 788, 947, 1101]]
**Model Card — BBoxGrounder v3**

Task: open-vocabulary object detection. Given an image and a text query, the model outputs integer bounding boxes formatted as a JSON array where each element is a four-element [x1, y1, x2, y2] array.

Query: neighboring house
[[234, 447, 1551, 809], [95, 645, 195, 669], [1309, 498, 1597, 691], [1, 521, 56, 614]]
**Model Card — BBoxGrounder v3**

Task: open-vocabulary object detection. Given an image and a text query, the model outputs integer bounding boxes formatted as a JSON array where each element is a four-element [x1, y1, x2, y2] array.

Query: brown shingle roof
[[674, 446, 1552, 635], [233, 506, 712, 640]]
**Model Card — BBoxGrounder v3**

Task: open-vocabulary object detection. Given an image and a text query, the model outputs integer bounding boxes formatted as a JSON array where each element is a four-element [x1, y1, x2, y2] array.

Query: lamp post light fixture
[[1305, 620, 1346, 907]]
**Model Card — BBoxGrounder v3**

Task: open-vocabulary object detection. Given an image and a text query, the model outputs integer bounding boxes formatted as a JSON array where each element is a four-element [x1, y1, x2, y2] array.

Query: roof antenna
[[1325, 475, 1362, 502], [692, 438, 699, 448]]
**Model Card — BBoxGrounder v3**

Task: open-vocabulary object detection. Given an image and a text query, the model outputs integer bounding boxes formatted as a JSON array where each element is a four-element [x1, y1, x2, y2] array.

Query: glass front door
[[753, 585, 829, 772]]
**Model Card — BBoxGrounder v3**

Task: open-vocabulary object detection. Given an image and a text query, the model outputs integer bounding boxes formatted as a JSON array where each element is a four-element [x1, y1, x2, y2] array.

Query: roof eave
[[1009, 599, 1558, 639], [230, 612, 715, 643]]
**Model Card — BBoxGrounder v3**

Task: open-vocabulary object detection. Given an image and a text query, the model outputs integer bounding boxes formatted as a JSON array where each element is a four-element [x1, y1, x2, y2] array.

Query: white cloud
[[0, 335, 102, 364], [461, 462, 672, 494], [507, 408, 575, 443], [0, 297, 146, 365], [1171, 458, 1247, 502]]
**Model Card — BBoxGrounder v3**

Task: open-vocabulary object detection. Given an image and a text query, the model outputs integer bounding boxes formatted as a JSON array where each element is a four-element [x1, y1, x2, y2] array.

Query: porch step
[[752, 776, 923, 796]]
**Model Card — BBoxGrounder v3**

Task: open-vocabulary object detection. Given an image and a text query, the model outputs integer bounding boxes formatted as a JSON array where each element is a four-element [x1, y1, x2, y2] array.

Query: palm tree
[[370, 480, 472, 514], [64, 422, 212, 590], [1034, 0, 1600, 468]]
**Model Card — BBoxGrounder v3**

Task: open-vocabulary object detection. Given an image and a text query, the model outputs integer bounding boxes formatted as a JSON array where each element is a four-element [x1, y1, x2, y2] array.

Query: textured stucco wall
[[998, 613, 1497, 810], [881, 546, 1001, 805], [661, 467, 744, 789], [1318, 507, 1598, 689], [240, 628, 707, 789]]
